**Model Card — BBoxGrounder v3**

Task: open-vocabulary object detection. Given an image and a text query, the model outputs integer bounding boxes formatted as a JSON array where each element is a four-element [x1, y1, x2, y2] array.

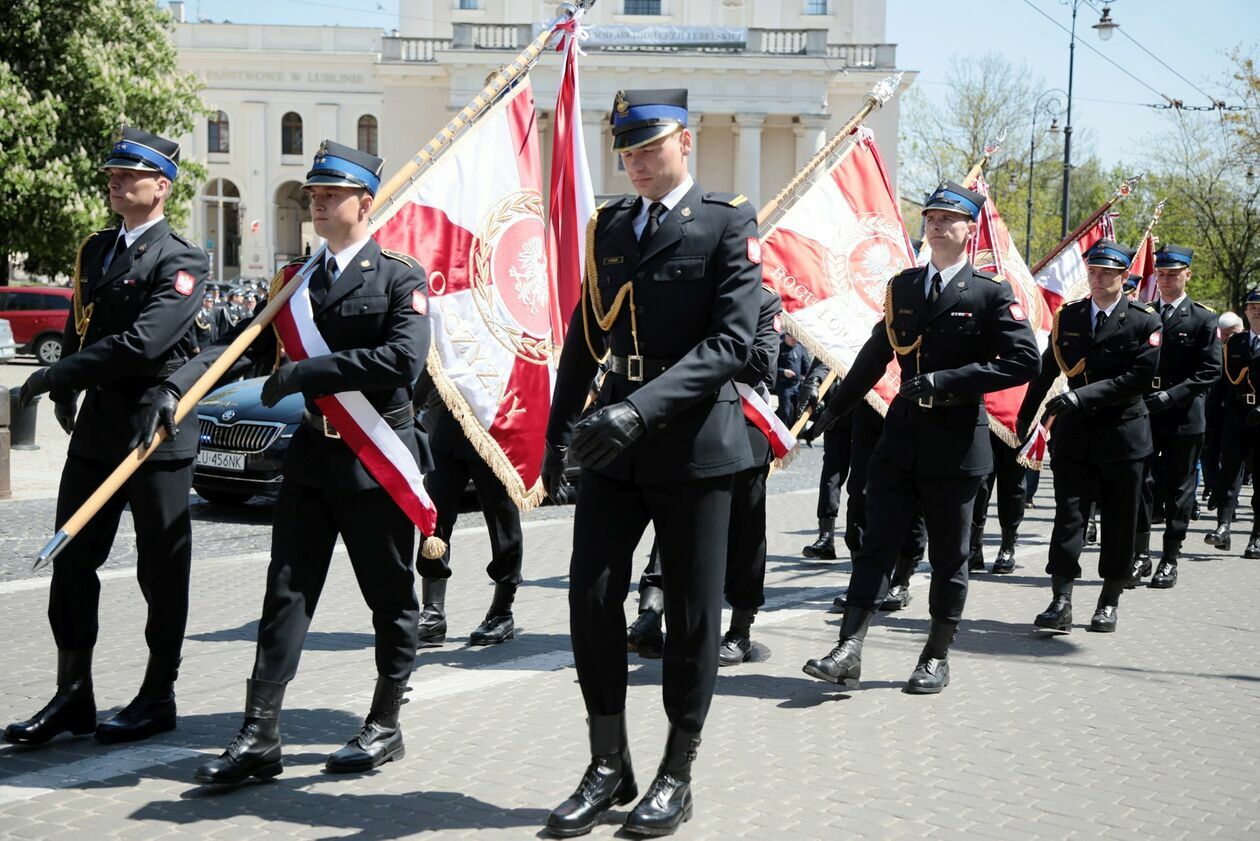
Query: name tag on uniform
[[949, 311, 973, 318], [897, 308, 914, 315], [1063, 331, 1082, 337], [123, 278, 138, 286], [601, 256, 624, 266]]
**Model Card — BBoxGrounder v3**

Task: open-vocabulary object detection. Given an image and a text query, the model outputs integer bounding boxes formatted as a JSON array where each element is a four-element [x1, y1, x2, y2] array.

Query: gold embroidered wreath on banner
[[469, 189, 553, 366]]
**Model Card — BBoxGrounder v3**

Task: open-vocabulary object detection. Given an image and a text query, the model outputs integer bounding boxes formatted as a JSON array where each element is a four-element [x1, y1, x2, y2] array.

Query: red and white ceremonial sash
[[736, 383, 798, 461], [1017, 422, 1049, 470], [272, 252, 438, 536]]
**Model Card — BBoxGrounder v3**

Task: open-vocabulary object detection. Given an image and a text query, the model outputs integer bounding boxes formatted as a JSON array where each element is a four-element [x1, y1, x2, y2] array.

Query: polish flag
[[759, 127, 915, 414], [736, 383, 797, 462], [374, 79, 555, 509], [1031, 181, 1138, 314], [1131, 233, 1157, 303]]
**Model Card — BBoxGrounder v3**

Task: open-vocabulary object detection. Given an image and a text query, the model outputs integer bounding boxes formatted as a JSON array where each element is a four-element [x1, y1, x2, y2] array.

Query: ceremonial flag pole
[[33, 0, 598, 571], [961, 128, 1008, 188], [1031, 173, 1141, 276], [1134, 198, 1167, 302]]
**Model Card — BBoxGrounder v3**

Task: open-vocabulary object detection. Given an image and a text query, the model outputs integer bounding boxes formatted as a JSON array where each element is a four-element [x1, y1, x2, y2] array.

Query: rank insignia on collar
[[360, 259, 371, 268], [137, 244, 147, 254], [681, 207, 691, 218]]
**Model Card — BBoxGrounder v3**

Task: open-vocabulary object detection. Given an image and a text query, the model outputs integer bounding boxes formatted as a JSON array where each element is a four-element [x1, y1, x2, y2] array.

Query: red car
[[0, 286, 73, 365]]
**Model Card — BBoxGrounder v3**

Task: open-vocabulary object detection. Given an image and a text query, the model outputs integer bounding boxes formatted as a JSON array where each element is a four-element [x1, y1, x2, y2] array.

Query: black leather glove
[[1247, 408, 1260, 429], [131, 386, 181, 449], [570, 402, 645, 470], [53, 400, 77, 435], [261, 362, 302, 408], [899, 373, 937, 400], [794, 379, 822, 424], [541, 441, 571, 502], [1145, 391, 1174, 414], [18, 367, 51, 409], [1044, 390, 1082, 418], [801, 395, 847, 443]]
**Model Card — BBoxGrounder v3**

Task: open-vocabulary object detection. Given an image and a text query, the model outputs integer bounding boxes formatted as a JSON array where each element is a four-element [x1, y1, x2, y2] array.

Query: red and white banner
[[373, 79, 556, 509], [760, 127, 916, 413], [272, 251, 439, 535], [736, 382, 797, 461], [1017, 422, 1049, 470], [918, 176, 1051, 447], [546, 19, 596, 343], [1131, 233, 1157, 303]]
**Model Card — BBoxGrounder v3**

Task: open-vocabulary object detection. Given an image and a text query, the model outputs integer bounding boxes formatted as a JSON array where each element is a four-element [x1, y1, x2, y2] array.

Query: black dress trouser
[[50, 456, 194, 662], [971, 432, 1027, 533], [1213, 410, 1255, 527], [1137, 430, 1203, 543], [253, 481, 419, 684], [570, 470, 733, 735], [1046, 453, 1145, 584], [844, 455, 983, 625], [419, 434, 524, 588]]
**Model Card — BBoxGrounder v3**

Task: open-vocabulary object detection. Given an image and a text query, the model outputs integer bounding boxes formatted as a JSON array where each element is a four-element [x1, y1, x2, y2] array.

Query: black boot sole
[[1149, 579, 1176, 589], [4, 719, 97, 746], [545, 781, 639, 838], [95, 717, 176, 745], [801, 664, 859, 689], [469, 631, 515, 646], [622, 803, 694, 837], [991, 563, 1015, 575], [326, 743, 405, 774], [195, 760, 283, 785], [802, 549, 837, 560], [1087, 622, 1117, 633], [903, 679, 949, 695], [1033, 616, 1072, 635]]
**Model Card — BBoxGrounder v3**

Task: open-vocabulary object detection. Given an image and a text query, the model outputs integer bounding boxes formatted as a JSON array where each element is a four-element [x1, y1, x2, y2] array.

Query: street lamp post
[[1059, 0, 1120, 238], [1026, 90, 1066, 264]]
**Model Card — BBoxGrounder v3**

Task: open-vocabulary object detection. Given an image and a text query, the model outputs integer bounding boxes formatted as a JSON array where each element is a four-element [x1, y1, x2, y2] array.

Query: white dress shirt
[[923, 256, 968, 299], [325, 235, 373, 281], [103, 215, 165, 272], [631, 175, 695, 241]]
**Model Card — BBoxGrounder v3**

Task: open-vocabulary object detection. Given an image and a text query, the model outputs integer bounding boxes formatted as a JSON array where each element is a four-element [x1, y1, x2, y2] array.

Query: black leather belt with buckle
[[302, 404, 414, 439], [607, 354, 679, 383], [912, 395, 981, 409]]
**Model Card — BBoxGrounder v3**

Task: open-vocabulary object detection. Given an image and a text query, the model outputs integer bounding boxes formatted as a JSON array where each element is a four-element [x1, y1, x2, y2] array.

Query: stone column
[[794, 114, 829, 171], [582, 109, 606, 195], [732, 113, 765, 207]]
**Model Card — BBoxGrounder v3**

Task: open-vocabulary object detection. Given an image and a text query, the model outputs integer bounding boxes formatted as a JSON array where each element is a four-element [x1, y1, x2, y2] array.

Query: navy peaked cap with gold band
[[100, 126, 180, 181], [304, 139, 383, 195], [923, 181, 984, 220], [610, 89, 688, 151], [1084, 239, 1136, 269], [1155, 244, 1193, 268]]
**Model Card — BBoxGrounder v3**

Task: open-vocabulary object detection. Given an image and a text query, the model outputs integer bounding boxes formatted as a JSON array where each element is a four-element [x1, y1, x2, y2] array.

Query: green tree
[[0, 0, 206, 284]]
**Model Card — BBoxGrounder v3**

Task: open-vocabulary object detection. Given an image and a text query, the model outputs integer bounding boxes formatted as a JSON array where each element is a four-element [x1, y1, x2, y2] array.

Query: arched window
[[208, 110, 230, 153], [281, 111, 303, 156], [357, 115, 379, 156]]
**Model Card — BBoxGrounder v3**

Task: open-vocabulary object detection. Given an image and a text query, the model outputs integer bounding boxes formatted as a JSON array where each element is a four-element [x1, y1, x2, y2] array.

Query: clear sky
[[177, 0, 1255, 168]]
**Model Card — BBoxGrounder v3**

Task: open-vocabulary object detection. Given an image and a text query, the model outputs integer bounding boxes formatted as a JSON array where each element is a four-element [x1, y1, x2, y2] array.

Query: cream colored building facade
[[173, 0, 911, 280]]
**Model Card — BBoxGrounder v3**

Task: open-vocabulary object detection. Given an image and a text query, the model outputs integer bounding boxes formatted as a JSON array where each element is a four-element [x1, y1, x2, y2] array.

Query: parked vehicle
[[193, 376, 304, 505], [0, 286, 74, 365], [0, 318, 16, 363]]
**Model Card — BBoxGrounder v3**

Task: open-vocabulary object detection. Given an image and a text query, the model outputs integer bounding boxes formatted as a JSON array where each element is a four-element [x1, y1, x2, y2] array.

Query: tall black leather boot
[[905, 620, 955, 694], [470, 581, 516, 645], [802, 607, 875, 688], [1205, 522, 1231, 551], [326, 676, 407, 772], [1151, 539, 1180, 589], [628, 585, 665, 659], [624, 726, 700, 837], [194, 679, 285, 785], [1126, 532, 1153, 588], [992, 527, 1018, 574], [417, 578, 447, 646], [802, 517, 837, 560], [1089, 580, 1124, 633], [546, 714, 636, 838], [1034, 575, 1074, 633], [96, 656, 179, 744], [4, 649, 96, 745], [966, 526, 985, 572], [718, 608, 756, 667]]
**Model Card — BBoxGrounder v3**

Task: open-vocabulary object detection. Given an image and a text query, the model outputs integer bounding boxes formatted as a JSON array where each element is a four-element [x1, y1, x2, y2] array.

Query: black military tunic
[[1139, 297, 1219, 546], [1210, 330, 1260, 529], [1018, 297, 1162, 583], [546, 183, 760, 735], [43, 220, 207, 663], [165, 239, 430, 684], [821, 263, 1040, 623]]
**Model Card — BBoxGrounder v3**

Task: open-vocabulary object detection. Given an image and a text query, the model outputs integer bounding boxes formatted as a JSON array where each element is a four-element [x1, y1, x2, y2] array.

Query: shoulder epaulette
[[1135, 301, 1156, 314], [168, 230, 198, 249], [703, 192, 748, 208], [893, 265, 921, 279], [1194, 301, 1216, 313], [381, 248, 418, 267]]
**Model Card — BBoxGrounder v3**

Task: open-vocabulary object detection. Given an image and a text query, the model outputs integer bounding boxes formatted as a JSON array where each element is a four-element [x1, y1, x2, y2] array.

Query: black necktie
[[927, 272, 942, 306], [639, 201, 665, 249], [105, 235, 127, 272], [326, 257, 339, 284], [1162, 303, 1174, 323], [1095, 310, 1108, 336]]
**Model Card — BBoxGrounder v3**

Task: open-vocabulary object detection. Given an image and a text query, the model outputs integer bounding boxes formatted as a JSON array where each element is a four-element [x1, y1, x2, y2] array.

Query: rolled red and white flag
[[736, 382, 798, 463], [272, 253, 441, 546], [1017, 422, 1050, 470]]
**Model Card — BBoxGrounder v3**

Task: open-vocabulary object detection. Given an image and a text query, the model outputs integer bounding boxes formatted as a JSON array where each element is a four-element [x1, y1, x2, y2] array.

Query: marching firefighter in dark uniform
[[799, 181, 1040, 694], [540, 89, 760, 837], [797, 360, 855, 560], [138, 140, 432, 782], [6, 128, 207, 747], [1018, 240, 1162, 634], [193, 291, 218, 352], [1207, 290, 1260, 557], [1132, 245, 1218, 588], [412, 370, 524, 646]]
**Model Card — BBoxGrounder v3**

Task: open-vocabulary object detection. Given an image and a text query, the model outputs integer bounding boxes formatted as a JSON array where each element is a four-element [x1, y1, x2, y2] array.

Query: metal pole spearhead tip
[[866, 72, 904, 109], [33, 531, 71, 572]]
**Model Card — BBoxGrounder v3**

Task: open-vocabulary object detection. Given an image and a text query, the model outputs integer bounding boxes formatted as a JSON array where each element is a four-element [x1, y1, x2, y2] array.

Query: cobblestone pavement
[[1, 413, 1257, 839]]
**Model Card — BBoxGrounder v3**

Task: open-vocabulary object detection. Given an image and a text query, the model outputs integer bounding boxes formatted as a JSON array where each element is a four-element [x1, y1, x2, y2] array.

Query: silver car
[[0, 318, 16, 363]]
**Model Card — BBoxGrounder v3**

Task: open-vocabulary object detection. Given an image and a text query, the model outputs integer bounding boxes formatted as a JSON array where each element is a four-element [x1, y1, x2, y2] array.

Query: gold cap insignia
[[614, 91, 630, 116], [316, 140, 329, 162]]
